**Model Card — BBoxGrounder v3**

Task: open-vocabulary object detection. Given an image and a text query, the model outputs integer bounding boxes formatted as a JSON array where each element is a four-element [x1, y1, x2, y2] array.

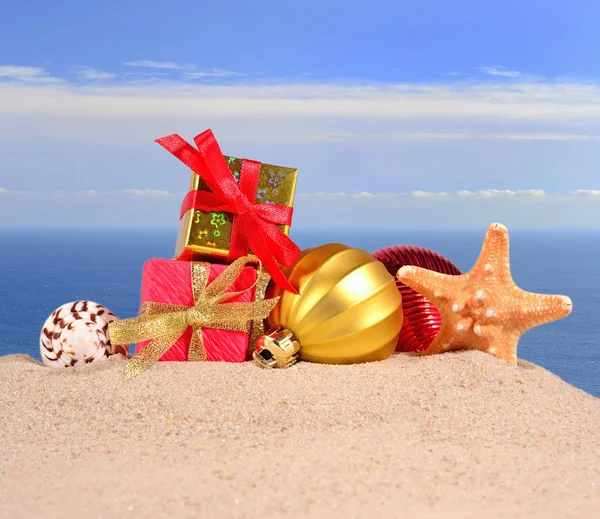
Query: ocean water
[[0, 228, 598, 398]]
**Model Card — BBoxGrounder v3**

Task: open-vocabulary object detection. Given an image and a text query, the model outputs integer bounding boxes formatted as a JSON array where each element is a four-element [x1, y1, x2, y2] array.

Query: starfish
[[396, 223, 573, 364]]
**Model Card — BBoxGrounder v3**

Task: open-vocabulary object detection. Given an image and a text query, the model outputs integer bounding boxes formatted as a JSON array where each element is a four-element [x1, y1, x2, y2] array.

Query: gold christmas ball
[[255, 243, 403, 367]]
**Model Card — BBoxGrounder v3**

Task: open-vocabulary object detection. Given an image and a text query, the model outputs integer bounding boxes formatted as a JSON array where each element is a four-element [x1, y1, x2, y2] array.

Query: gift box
[[107, 256, 281, 379], [155, 130, 300, 294], [174, 156, 298, 262], [135, 258, 256, 362]]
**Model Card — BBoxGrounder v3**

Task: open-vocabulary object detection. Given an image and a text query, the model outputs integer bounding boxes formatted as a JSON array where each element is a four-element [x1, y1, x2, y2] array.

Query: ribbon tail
[[243, 217, 298, 294], [249, 227, 298, 294], [204, 255, 258, 301], [260, 219, 301, 268], [108, 307, 188, 345], [187, 327, 207, 362], [124, 332, 182, 380], [249, 269, 272, 353], [262, 257, 297, 294]]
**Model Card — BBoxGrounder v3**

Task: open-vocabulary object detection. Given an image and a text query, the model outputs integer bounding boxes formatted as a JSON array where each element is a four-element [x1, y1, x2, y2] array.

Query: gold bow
[[108, 256, 279, 380]]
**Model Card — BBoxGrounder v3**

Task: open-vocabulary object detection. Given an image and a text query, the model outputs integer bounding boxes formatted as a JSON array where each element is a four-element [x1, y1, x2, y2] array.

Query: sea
[[0, 228, 598, 398]]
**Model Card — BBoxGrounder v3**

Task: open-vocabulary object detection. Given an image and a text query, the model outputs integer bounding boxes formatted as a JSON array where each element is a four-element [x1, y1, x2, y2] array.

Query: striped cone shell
[[40, 301, 128, 368]]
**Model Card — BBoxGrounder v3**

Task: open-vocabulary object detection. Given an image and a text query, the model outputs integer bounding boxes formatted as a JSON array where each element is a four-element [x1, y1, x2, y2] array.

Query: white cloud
[[478, 189, 516, 198], [478, 66, 522, 78], [123, 60, 193, 70], [184, 69, 244, 79], [482, 190, 515, 198], [354, 191, 398, 198], [2, 79, 600, 123], [299, 190, 600, 200], [10, 188, 571, 203], [3, 188, 600, 229], [0, 66, 42, 78], [298, 192, 347, 198], [1, 64, 598, 229], [0, 65, 59, 83], [73, 189, 179, 197], [570, 189, 600, 196], [456, 189, 547, 198], [271, 131, 600, 143], [4, 187, 598, 203], [465, 133, 599, 142], [411, 190, 450, 198], [72, 66, 116, 80], [517, 189, 546, 196], [299, 191, 401, 199], [123, 72, 170, 79], [121, 189, 176, 197]]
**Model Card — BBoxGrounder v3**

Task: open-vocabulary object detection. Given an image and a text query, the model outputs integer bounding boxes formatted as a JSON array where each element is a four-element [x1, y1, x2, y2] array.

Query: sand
[[0, 351, 599, 519]]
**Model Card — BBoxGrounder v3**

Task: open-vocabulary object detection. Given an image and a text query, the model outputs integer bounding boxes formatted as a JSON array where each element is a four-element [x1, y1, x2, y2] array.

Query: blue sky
[[1, 0, 600, 229]]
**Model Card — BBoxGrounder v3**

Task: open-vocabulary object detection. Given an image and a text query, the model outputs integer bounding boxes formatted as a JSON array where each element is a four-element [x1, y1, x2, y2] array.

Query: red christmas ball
[[371, 245, 461, 353]]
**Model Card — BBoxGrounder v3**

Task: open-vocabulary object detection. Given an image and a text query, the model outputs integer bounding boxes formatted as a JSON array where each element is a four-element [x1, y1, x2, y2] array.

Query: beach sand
[[0, 351, 599, 519]]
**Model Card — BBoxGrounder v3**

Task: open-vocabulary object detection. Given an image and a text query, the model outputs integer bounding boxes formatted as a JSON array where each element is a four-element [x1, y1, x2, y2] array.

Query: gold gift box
[[175, 156, 298, 261]]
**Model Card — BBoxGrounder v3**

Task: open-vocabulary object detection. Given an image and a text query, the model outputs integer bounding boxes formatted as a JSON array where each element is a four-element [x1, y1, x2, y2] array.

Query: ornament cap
[[253, 327, 300, 369]]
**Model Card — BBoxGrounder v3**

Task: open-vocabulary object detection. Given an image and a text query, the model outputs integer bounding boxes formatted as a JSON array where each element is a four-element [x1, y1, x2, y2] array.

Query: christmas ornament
[[253, 243, 403, 368], [40, 301, 127, 368], [372, 245, 461, 352], [396, 223, 573, 364]]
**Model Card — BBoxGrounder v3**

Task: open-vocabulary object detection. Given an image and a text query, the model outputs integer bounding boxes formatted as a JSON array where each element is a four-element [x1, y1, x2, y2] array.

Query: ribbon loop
[[156, 129, 300, 294]]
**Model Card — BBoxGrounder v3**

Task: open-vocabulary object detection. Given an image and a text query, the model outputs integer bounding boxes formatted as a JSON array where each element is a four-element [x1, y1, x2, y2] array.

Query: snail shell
[[40, 301, 128, 368]]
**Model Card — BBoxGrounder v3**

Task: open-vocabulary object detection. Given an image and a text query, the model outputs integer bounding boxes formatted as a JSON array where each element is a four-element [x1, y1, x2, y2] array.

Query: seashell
[[40, 301, 128, 368], [371, 245, 461, 353]]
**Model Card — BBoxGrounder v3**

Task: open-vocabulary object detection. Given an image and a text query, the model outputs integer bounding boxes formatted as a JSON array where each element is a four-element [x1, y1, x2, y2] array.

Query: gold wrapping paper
[[174, 156, 298, 261]]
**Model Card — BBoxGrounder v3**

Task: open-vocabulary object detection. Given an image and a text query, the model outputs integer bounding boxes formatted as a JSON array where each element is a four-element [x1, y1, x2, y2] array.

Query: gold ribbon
[[248, 268, 272, 356], [108, 256, 280, 380]]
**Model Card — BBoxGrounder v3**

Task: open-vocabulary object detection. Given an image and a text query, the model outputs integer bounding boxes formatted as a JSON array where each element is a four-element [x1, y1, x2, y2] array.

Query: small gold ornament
[[254, 328, 300, 368], [253, 243, 403, 368]]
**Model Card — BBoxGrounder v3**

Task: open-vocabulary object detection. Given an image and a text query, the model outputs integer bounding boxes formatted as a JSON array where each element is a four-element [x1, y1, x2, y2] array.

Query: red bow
[[156, 130, 300, 294]]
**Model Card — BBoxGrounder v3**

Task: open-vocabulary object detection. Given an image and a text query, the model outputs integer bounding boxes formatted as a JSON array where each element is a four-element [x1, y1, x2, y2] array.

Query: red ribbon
[[156, 129, 300, 294]]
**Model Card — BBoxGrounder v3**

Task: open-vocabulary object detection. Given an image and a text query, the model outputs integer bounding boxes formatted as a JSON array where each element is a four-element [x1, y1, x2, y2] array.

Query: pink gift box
[[136, 258, 257, 362]]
